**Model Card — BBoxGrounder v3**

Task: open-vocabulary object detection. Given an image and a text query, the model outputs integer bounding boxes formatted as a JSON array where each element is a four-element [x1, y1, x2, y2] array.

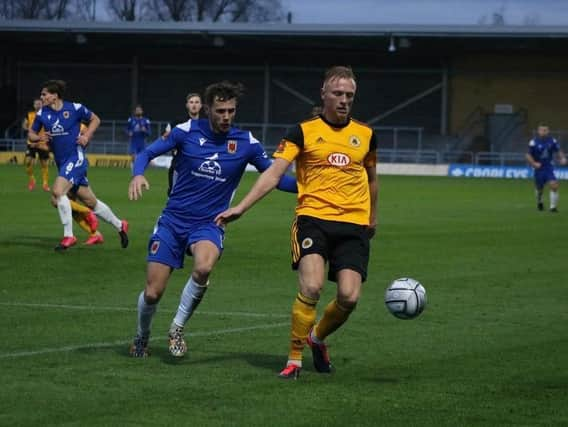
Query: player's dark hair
[[323, 66, 356, 87], [42, 80, 66, 99], [204, 81, 244, 107], [537, 122, 549, 128], [186, 92, 201, 102]]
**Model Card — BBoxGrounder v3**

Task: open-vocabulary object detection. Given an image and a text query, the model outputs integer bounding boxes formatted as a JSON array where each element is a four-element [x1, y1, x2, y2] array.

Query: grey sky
[[280, 0, 568, 25]]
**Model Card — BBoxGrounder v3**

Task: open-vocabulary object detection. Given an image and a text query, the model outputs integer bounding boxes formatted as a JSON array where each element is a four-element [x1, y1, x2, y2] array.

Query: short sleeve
[[273, 125, 303, 162]]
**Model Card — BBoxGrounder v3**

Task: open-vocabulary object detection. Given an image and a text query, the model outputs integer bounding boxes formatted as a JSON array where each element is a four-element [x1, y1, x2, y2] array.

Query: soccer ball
[[385, 278, 427, 319]]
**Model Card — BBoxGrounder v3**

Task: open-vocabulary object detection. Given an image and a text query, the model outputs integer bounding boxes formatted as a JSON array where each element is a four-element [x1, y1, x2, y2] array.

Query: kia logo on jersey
[[327, 152, 351, 167]]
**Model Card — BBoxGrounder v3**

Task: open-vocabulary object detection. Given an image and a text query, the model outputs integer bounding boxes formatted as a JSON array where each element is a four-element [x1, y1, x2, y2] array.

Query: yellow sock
[[69, 199, 91, 215], [288, 293, 318, 363], [41, 162, 49, 186], [73, 212, 92, 235], [25, 162, 34, 180], [314, 299, 353, 341]]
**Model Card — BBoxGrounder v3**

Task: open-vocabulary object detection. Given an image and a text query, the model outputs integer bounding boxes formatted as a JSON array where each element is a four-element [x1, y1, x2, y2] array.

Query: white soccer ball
[[385, 278, 427, 319]]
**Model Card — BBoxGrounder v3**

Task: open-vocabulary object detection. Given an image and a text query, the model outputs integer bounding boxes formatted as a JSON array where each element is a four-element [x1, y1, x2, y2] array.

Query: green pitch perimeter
[[0, 165, 566, 426]]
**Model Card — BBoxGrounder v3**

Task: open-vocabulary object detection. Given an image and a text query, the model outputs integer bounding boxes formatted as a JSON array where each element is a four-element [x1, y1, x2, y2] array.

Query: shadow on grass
[[0, 235, 58, 250]]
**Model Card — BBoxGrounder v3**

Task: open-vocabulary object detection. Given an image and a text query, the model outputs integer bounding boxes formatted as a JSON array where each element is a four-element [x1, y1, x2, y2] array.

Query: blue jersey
[[529, 136, 560, 169], [134, 118, 296, 230], [127, 116, 151, 144], [31, 101, 92, 167]]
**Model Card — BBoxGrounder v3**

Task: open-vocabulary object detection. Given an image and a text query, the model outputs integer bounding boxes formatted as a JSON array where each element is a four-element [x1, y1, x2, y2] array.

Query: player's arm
[[526, 140, 541, 169], [248, 135, 297, 193], [22, 117, 29, 132], [553, 140, 567, 165], [215, 158, 291, 225], [216, 128, 302, 224], [526, 153, 541, 169], [365, 131, 378, 238], [129, 129, 179, 200], [77, 112, 100, 147], [28, 116, 50, 145]]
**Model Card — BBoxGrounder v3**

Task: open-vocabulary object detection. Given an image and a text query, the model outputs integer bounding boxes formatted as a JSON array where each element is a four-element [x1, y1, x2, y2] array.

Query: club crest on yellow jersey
[[349, 135, 361, 148]]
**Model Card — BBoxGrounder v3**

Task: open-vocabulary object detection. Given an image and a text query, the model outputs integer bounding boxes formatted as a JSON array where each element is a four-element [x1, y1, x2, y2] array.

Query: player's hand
[[129, 175, 150, 200], [533, 162, 542, 169], [161, 124, 171, 139], [39, 132, 52, 144], [215, 206, 244, 226], [560, 157, 567, 166], [76, 133, 89, 147], [367, 217, 377, 239]]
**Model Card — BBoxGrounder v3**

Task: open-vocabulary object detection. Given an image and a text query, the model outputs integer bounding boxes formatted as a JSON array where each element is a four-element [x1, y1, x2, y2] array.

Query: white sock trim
[[93, 199, 122, 230], [57, 194, 73, 237], [550, 190, 559, 209]]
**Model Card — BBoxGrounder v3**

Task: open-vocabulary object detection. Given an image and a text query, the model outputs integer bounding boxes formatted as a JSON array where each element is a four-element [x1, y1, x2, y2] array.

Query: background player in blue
[[127, 81, 297, 358], [28, 80, 129, 250], [126, 104, 151, 165], [526, 123, 566, 212]]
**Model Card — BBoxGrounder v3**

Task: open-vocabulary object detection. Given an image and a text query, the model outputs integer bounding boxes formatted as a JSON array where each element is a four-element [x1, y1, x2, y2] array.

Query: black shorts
[[25, 146, 50, 161], [290, 215, 371, 283]]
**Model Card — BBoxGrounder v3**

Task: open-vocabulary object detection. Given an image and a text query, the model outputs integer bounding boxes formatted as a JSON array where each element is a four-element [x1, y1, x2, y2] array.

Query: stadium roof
[[3, 19, 568, 38], [3, 20, 567, 60]]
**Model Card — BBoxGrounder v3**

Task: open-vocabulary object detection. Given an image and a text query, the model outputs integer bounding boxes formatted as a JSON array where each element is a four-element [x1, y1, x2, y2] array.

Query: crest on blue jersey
[[63, 111, 70, 119], [227, 140, 237, 154]]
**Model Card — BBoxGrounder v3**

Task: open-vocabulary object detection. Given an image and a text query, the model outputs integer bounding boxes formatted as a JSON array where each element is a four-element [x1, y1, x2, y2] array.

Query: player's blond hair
[[322, 66, 356, 90]]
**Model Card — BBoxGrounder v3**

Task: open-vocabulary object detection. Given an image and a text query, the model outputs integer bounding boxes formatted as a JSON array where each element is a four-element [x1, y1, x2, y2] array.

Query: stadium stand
[[2, 20, 568, 164]]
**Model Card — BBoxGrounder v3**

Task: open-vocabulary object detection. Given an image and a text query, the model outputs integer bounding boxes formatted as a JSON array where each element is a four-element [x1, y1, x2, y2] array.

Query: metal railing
[[0, 137, 534, 167]]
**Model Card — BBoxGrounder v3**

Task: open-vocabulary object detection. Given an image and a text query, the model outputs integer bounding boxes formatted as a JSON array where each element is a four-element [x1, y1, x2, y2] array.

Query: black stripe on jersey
[[283, 124, 304, 148], [369, 131, 378, 151]]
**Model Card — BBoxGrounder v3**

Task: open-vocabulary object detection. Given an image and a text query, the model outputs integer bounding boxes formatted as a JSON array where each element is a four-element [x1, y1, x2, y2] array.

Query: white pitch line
[[0, 322, 288, 359], [0, 302, 288, 318]]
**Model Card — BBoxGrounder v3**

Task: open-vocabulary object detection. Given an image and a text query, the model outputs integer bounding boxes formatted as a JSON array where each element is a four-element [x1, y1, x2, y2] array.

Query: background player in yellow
[[216, 66, 378, 379], [22, 98, 50, 192]]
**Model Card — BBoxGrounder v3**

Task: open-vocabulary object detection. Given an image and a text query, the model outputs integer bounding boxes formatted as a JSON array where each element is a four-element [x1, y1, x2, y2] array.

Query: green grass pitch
[[0, 164, 567, 426]]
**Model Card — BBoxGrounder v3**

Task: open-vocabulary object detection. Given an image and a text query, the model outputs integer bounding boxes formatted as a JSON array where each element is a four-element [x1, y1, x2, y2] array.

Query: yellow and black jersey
[[273, 115, 377, 226]]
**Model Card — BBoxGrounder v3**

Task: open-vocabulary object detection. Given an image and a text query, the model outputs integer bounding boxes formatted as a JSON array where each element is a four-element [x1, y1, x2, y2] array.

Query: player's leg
[[280, 216, 327, 379], [308, 270, 361, 373], [534, 171, 545, 211], [52, 176, 76, 250], [309, 223, 370, 373], [38, 150, 50, 191], [549, 179, 559, 212], [169, 225, 223, 357], [130, 262, 173, 357], [76, 185, 129, 248], [131, 221, 184, 357], [24, 149, 36, 191]]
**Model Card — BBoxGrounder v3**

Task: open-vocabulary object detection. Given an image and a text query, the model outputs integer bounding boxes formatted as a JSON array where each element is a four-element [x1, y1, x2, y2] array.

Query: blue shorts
[[129, 141, 145, 155], [534, 168, 557, 188], [147, 218, 224, 269], [57, 154, 89, 187]]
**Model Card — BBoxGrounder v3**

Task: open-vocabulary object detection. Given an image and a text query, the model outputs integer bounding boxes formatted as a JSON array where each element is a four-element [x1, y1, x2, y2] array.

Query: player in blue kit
[[28, 80, 129, 250], [126, 105, 151, 165], [127, 81, 297, 358], [526, 124, 566, 212]]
